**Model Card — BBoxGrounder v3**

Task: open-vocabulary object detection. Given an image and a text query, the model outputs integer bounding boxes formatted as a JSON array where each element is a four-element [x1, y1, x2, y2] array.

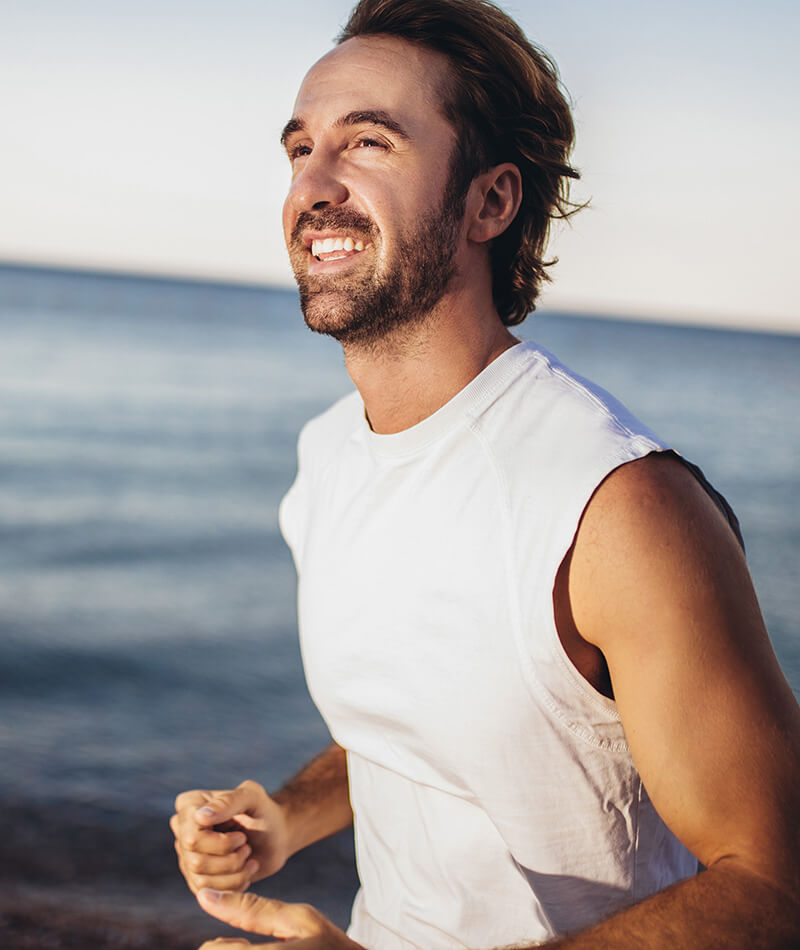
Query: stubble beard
[[289, 176, 467, 351]]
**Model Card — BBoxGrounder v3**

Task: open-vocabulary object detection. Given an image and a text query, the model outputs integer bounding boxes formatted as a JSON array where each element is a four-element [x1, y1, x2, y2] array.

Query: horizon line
[[1, 256, 797, 340]]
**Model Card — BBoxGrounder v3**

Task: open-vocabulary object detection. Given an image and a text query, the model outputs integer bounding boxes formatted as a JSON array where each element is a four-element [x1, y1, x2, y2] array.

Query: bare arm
[[171, 741, 352, 895], [272, 741, 353, 857], [546, 454, 800, 947]]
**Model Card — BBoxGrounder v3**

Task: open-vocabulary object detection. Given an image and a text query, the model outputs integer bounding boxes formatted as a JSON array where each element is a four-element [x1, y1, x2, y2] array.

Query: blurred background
[[1, 1, 798, 947]]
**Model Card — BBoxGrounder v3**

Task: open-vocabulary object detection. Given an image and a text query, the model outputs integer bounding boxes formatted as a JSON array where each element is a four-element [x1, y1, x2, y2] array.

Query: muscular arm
[[546, 454, 800, 948]]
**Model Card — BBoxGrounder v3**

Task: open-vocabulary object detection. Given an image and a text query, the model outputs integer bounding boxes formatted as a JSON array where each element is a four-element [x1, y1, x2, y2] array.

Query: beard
[[289, 173, 467, 349]]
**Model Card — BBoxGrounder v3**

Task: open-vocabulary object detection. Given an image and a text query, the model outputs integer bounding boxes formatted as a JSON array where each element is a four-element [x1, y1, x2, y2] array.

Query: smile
[[310, 236, 370, 262]]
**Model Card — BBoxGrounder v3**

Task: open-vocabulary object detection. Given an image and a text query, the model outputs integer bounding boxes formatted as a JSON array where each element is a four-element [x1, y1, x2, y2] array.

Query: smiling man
[[170, 1, 800, 948], [283, 94, 469, 349]]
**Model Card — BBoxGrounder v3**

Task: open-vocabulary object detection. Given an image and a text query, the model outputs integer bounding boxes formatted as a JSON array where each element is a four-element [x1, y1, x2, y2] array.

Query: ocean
[[0, 263, 798, 945]]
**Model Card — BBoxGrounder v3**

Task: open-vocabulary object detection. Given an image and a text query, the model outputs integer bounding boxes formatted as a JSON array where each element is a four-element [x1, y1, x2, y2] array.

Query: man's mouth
[[310, 235, 371, 262]]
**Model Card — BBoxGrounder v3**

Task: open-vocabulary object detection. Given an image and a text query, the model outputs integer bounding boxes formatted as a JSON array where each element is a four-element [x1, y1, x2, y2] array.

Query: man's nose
[[287, 152, 349, 214]]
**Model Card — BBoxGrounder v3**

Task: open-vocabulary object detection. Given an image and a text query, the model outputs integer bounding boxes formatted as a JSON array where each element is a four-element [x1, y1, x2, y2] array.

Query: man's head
[[282, 35, 474, 348], [337, 0, 579, 326], [281, 0, 577, 344]]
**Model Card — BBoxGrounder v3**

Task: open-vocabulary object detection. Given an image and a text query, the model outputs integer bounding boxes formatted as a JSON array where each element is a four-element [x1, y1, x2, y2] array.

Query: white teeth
[[310, 236, 368, 258]]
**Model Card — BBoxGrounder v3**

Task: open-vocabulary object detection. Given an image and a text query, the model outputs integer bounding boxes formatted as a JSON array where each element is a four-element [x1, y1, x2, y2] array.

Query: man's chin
[[299, 291, 361, 339]]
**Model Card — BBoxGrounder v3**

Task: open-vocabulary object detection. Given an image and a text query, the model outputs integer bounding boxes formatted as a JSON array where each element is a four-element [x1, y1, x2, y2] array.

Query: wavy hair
[[338, 0, 580, 325]]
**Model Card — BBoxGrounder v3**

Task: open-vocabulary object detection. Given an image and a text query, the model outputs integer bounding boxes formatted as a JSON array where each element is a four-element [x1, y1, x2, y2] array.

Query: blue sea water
[[0, 263, 798, 922]]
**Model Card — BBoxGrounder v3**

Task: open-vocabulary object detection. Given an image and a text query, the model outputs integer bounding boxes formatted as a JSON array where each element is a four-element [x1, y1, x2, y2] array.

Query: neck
[[341, 288, 518, 435]]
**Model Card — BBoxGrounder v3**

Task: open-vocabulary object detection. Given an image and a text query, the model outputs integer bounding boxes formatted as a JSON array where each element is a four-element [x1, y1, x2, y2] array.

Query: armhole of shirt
[[531, 447, 743, 748]]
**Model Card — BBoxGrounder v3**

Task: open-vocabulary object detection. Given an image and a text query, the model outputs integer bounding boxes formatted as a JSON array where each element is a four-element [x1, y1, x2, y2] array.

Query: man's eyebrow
[[280, 110, 411, 148], [280, 117, 305, 148], [333, 110, 411, 140]]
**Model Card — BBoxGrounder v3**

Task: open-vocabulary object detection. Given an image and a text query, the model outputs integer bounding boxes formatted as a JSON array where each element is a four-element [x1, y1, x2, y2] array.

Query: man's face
[[281, 36, 467, 348]]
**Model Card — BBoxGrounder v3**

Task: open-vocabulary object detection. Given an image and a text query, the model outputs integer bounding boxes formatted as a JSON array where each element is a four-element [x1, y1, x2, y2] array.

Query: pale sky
[[2, 0, 798, 332]]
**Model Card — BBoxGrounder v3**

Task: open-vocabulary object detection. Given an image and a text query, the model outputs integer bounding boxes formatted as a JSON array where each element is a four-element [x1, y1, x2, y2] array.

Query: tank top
[[280, 341, 698, 949]]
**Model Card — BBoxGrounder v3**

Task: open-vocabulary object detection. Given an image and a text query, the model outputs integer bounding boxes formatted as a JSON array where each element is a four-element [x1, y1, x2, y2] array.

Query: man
[[171, 1, 800, 947]]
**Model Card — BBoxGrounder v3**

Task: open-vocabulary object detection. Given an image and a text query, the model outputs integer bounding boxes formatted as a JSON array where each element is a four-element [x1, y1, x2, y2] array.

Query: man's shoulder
[[478, 341, 666, 475]]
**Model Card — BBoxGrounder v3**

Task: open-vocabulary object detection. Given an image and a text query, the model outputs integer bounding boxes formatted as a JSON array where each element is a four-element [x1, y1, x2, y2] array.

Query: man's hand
[[196, 888, 365, 949], [171, 780, 291, 895]]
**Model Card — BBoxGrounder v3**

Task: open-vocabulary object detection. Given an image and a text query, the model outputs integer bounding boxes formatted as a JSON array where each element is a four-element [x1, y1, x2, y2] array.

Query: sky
[[2, 0, 799, 332]]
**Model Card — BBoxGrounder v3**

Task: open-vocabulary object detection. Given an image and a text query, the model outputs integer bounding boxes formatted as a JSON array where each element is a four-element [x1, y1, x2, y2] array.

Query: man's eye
[[289, 144, 312, 161], [354, 137, 386, 150]]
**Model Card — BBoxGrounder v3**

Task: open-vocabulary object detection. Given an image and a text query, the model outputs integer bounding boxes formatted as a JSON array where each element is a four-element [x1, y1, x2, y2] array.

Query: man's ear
[[466, 163, 522, 244]]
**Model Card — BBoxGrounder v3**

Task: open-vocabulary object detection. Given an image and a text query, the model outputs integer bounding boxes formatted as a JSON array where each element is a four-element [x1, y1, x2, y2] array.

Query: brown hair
[[338, 0, 580, 325]]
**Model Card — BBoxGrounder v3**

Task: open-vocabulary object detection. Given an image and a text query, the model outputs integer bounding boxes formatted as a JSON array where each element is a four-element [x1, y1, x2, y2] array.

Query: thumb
[[197, 889, 324, 940], [194, 781, 263, 826]]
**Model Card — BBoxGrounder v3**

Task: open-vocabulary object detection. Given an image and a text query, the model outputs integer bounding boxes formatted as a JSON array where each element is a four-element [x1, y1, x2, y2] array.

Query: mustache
[[292, 208, 378, 246]]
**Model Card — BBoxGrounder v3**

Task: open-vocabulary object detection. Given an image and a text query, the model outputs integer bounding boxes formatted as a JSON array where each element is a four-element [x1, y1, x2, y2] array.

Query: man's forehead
[[289, 35, 453, 128]]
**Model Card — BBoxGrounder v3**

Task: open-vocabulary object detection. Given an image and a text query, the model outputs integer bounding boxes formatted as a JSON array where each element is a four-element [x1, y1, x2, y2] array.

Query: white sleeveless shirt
[[279, 342, 698, 949]]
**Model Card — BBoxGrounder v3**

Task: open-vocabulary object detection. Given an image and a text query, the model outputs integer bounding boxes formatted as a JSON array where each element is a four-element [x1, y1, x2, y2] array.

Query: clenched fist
[[170, 780, 291, 896]]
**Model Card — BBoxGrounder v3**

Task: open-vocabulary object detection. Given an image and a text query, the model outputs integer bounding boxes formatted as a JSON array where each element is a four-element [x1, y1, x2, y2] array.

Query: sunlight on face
[[281, 36, 468, 347]]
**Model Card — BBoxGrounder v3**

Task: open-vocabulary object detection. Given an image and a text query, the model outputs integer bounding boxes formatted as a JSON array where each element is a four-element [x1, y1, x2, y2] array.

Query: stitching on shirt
[[632, 775, 642, 900], [526, 348, 664, 456], [365, 344, 531, 460]]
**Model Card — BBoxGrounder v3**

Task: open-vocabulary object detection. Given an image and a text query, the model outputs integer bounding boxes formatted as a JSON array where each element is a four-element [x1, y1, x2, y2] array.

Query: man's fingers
[[171, 791, 249, 857], [194, 892, 360, 948], [175, 839, 257, 893], [197, 942, 337, 950], [197, 889, 288, 935], [197, 889, 325, 941], [174, 789, 208, 812], [192, 866, 258, 893], [193, 780, 265, 827], [185, 844, 254, 876], [183, 828, 248, 856], [198, 942, 272, 949]]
